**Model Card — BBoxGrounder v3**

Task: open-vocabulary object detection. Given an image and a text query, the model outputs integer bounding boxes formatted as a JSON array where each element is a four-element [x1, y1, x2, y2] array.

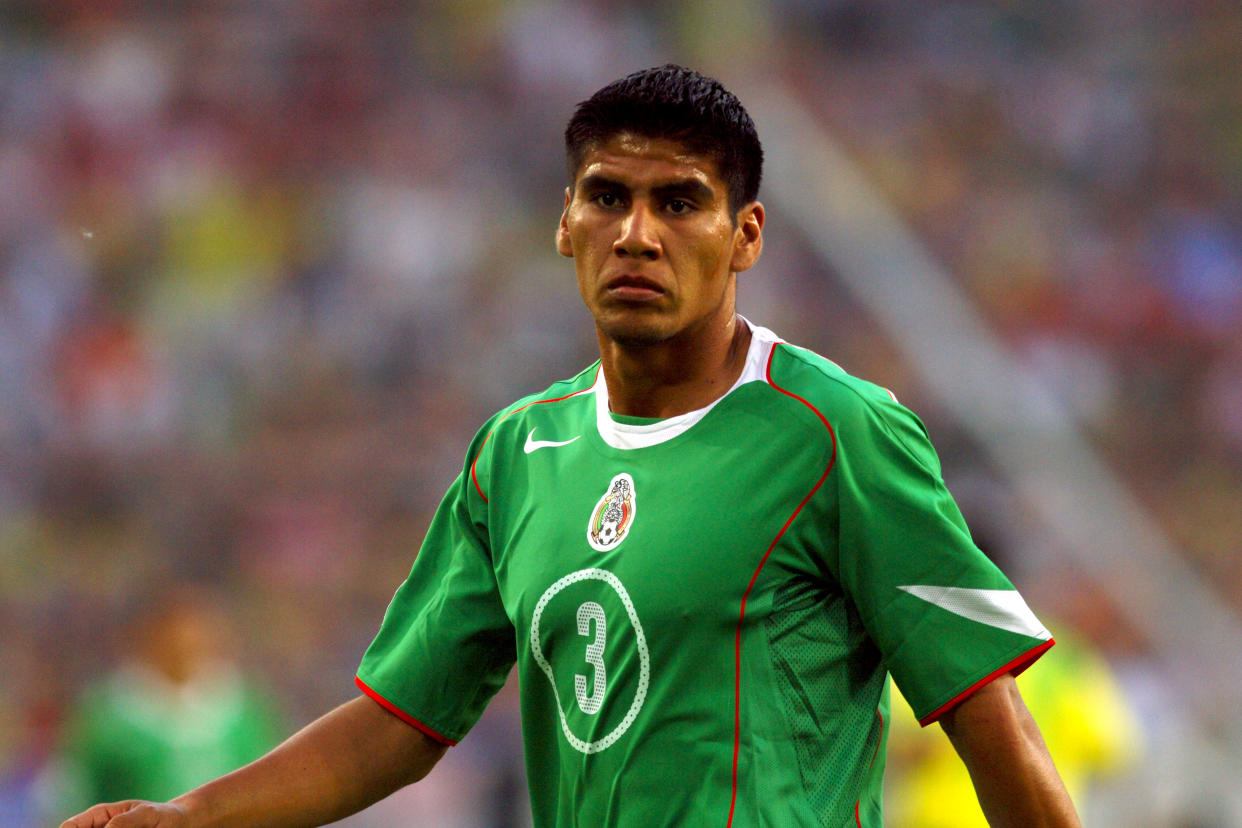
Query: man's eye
[[666, 199, 692, 215], [595, 192, 621, 208]]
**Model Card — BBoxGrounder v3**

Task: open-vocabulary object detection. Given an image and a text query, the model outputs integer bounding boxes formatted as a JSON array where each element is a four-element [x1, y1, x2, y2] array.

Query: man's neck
[[598, 314, 752, 419]]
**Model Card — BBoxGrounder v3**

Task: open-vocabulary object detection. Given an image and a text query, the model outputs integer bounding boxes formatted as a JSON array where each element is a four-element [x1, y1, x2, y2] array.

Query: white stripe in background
[[897, 585, 1051, 640]]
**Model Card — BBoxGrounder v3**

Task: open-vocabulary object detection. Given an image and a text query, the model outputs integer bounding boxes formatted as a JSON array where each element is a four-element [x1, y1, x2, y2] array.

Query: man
[[62, 65, 1081, 828], [48, 586, 285, 812]]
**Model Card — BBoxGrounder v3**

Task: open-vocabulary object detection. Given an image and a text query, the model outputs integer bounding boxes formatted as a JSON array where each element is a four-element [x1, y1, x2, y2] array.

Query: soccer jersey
[[357, 321, 1053, 827], [56, 664, 283, 809]]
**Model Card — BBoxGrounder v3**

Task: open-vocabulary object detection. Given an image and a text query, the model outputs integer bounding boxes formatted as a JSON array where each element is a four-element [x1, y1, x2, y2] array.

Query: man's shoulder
[[469, 362, 600, 451], [761, 336, 938, 464], [764, 338, 901, 418], [493, 362, 600, 421]]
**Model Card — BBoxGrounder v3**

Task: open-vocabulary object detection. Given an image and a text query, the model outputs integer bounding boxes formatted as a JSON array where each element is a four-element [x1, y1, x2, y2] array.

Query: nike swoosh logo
[[524, 429, 580, 454]]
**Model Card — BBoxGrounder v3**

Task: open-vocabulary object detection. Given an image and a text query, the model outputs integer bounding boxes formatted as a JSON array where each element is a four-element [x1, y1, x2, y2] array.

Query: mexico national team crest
[[587, 473, 636, 551]]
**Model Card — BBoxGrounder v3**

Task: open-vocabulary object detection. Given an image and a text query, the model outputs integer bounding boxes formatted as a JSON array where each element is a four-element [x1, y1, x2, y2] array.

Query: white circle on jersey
[[529, 568, 650, 754]]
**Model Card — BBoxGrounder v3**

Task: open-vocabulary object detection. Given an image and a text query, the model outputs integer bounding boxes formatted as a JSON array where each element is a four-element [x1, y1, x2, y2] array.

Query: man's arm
[[59, 694, 448, 828], [939, 673, 1082, 828]]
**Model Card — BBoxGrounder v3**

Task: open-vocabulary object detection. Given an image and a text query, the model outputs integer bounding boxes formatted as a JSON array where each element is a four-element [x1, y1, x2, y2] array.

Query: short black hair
[[564, 64, 763, 213]]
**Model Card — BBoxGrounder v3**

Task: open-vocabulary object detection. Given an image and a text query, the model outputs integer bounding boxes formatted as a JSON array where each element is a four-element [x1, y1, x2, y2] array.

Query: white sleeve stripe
[[897, 585, 1052, 640]]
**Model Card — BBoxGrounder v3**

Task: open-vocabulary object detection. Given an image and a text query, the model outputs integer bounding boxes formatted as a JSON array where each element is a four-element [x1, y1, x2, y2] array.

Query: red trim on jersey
[[916, 638, 1055, 727], [869, 708, 885, 767], [469, 374, 598, 503], [355, 676, 459, 746], [728, 342, 838, 827]]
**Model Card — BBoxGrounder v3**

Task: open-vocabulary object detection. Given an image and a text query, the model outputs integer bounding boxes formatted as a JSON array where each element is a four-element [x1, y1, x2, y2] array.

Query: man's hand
[[59, 800, 189, 828]]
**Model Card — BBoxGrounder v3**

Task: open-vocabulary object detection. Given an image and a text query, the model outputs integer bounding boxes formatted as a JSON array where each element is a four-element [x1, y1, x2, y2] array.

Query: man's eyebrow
[[651, 179, 716, 202], [577, 173, 628, 193], [575, 174, 716, 203]]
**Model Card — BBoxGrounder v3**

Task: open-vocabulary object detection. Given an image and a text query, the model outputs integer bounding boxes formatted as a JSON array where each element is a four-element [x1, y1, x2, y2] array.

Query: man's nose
[[613, 204, 661, 259]]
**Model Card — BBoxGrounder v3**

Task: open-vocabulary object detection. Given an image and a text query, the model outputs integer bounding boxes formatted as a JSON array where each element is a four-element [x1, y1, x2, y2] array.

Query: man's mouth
[[605, 275, 665, 301]]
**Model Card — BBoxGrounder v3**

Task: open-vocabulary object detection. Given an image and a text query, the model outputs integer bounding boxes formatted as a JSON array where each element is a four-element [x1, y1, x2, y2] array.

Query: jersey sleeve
[[356, 434, 516, 745], [831, 393, 1053, 725]]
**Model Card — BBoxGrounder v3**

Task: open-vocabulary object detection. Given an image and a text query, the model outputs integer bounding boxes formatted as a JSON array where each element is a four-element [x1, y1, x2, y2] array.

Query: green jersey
[[56, 665, 283, 810], [357, 321, 1052, 827]]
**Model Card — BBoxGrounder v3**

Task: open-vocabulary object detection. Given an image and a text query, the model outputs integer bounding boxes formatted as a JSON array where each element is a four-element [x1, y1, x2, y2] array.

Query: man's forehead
[[573, 133, 725, 191]]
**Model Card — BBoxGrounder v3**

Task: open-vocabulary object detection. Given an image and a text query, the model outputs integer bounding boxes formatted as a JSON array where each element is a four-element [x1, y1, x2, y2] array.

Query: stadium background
[[1, 1, 1239, 825]]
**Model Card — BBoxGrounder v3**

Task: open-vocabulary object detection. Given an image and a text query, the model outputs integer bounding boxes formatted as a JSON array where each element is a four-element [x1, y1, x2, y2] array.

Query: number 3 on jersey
[[575, 601, 606, 714], [530, 568, 651, 754]]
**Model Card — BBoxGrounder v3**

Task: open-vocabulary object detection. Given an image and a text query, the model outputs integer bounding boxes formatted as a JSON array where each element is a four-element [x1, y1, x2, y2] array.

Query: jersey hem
[[916, 638, 1055, 726], [355, 676, 459, 746]]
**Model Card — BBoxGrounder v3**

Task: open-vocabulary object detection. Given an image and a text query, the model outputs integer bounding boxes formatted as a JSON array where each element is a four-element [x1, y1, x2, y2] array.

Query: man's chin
[[596, 316, 674, 349]]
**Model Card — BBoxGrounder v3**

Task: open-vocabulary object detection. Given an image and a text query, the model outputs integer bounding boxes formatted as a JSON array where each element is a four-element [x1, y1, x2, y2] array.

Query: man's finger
[[58, 800, 144, 828]]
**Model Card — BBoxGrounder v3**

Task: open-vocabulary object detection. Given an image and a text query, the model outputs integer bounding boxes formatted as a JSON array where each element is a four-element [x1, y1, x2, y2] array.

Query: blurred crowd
[[1, 1, 1238, 826]]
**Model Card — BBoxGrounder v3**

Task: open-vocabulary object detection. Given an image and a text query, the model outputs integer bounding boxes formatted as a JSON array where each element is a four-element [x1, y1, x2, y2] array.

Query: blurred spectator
[[39, 583, 286, 815]]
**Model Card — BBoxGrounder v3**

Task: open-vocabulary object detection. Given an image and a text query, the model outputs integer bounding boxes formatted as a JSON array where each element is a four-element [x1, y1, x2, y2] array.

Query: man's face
[[557, 134, 763, 348]]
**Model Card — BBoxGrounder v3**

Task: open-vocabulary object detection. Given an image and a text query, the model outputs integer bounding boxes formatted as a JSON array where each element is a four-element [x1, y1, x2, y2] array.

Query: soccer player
[[47, 586, 286, 813], [61, 65, 1081, 828]]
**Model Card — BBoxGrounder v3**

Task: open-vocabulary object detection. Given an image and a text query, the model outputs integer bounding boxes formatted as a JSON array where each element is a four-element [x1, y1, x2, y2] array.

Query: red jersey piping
[[469, 372, 598, 503], [728, 342, 838, 827], [917, 638, 1055, 726], [355, 676, 458, 746]]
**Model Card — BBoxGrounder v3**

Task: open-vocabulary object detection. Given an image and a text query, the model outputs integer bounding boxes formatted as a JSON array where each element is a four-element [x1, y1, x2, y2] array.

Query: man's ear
[[730, 201, 765, 273], [556, 187, 574, 258]]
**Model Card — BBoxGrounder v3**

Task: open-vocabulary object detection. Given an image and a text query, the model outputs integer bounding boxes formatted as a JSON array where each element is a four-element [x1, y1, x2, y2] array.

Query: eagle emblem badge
[[587, 473, 636, 551]]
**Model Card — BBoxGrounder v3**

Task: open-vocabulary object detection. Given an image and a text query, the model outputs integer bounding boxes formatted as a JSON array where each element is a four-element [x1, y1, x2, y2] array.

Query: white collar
[[591, 317, 782, 450]]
